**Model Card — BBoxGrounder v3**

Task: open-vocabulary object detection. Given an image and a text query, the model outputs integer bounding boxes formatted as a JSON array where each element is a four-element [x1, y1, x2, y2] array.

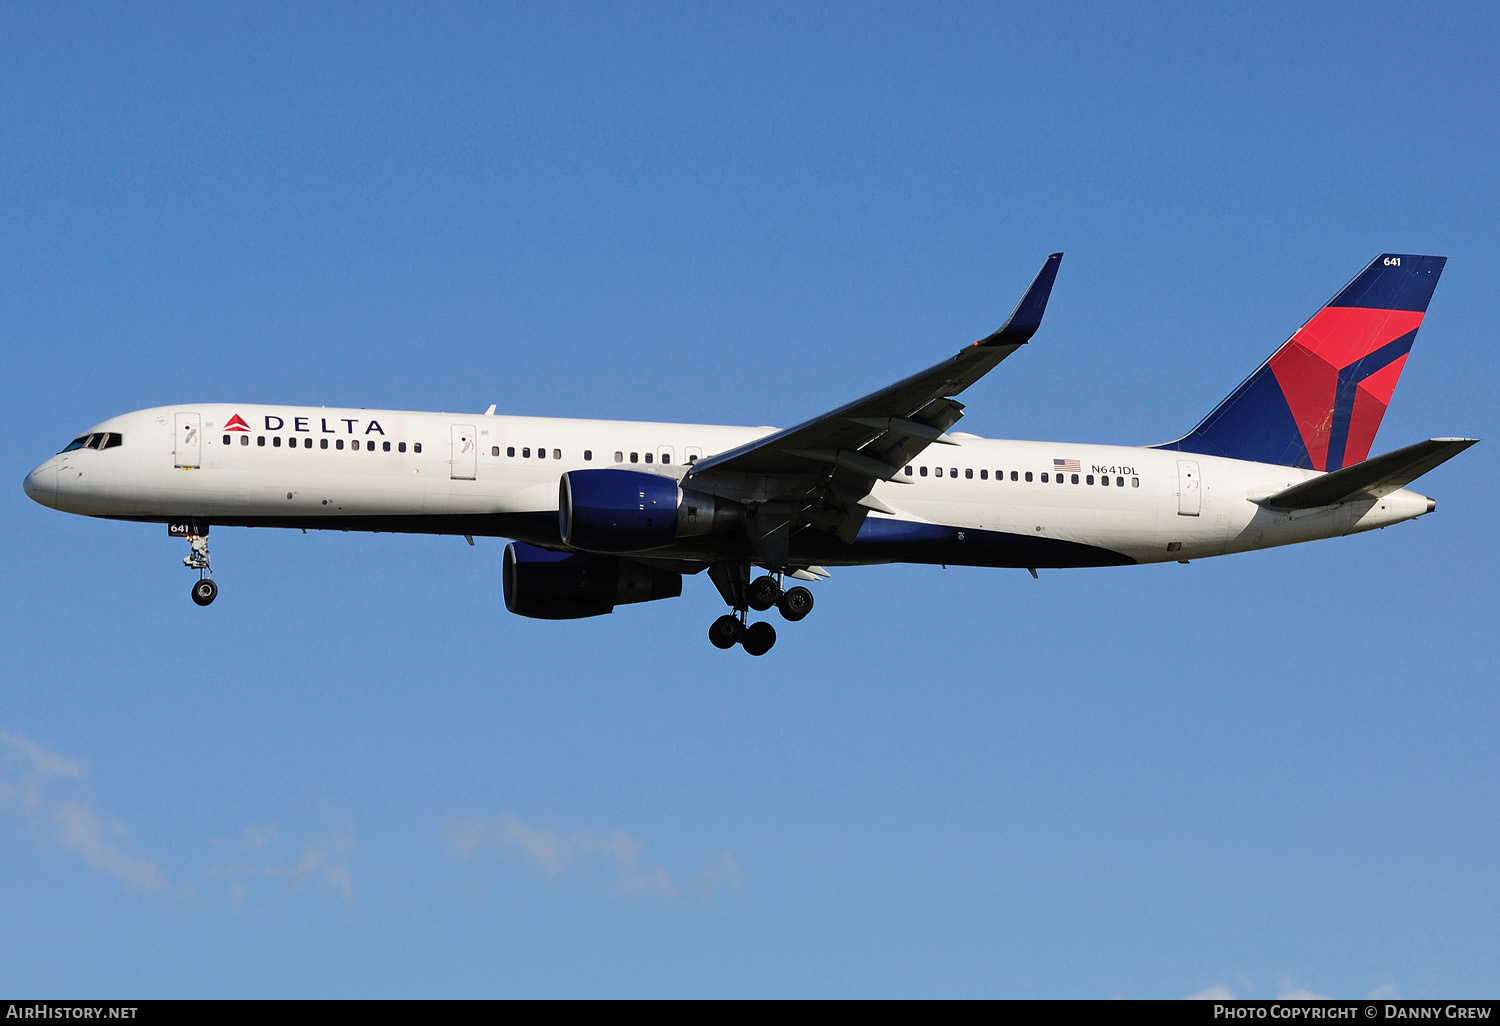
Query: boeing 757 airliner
[[23, 253, 1475, 654]]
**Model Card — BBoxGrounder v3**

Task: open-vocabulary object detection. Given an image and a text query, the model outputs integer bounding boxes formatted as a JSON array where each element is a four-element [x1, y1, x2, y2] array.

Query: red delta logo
[[1269, 306, 1422, 471], [224, 414, 251, 432]]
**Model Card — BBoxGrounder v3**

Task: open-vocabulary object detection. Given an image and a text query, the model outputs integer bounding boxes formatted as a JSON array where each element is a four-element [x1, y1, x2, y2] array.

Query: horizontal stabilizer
[[1258, 437, 1477, 510]]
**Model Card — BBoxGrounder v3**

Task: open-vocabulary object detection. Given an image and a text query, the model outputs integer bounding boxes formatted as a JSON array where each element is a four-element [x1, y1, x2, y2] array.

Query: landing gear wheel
[[191, 578, 218, 606], [747, 575, 780, 611], [741, 621, 777, 656], [777, 585, 813, 622], [709, 614, 743, 650]]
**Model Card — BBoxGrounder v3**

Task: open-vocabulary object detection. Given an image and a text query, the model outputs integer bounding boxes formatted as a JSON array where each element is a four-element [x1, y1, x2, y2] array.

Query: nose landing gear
[[183, 534, 217, 606]]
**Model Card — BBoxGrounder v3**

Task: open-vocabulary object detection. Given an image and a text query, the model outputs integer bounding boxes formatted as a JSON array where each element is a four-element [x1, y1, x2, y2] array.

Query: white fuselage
[[23, 403, 1436, 570]]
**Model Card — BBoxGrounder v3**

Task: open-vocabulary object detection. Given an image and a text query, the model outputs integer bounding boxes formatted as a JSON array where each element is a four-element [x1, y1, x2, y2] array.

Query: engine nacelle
[[502, 542, 682, 620], [559, 469, 679, 551], [559, 469, 749, 552]]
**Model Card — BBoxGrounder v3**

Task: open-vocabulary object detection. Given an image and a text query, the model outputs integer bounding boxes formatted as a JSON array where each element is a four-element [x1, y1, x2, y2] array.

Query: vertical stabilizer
[[1155, 254, 1446, 470]]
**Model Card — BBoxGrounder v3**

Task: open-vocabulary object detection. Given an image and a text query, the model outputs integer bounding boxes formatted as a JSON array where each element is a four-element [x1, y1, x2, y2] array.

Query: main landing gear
[[184, 534, 218, 606], [706, 566, 815, 655]]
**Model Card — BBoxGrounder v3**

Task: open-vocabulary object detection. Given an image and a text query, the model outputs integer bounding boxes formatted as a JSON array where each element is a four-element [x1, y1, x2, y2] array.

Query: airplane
[[23, 253, 1476, 655]]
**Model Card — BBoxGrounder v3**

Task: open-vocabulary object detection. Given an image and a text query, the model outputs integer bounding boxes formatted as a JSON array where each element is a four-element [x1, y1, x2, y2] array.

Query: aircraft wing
[[683, 253, 1062, 565]]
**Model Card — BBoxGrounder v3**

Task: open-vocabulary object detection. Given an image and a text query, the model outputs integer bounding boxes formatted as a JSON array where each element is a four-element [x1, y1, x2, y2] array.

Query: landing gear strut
[[706, 565, 815, 654], [184, 534, 217, 606]]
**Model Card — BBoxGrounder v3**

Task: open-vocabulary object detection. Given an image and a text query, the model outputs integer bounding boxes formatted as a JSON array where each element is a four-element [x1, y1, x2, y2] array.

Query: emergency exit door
[[451, 424, 477, 480]]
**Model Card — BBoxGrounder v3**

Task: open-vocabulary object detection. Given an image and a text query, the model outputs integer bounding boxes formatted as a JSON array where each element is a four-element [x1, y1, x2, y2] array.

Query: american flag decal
[[1053, 458, 1080, 473]]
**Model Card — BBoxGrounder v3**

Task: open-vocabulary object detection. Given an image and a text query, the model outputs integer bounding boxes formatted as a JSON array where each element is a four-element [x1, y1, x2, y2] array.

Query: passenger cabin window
[[980, 470, 988, 480], [258, 436, 266, 447], [241, 435, 249, 446], [1086, 474, 1094, 485], [553, 449, 561, 460], [584, 450, 593, 461], [644, 452, 653, 464], [522, 448, 530, 458], [1072, 474, 1079, 484], [614, 452, 623, 463], [1024, 471, 1032, 482], [320, 438, 329, 449], [414, 442, 422, 453], [537, 447, 546, 459], [490, 445, 498, 456], [920, 466, 928, 477], [507, 446, 515, 457], [630, 452, 639, 463], [336, 439, 344, 450], [965, 469, 973, 479], [904, 466, 913, 476]]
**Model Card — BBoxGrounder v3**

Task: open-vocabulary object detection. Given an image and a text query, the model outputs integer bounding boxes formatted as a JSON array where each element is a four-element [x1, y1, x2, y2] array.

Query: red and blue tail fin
[[1155, 254, 1446, 471]]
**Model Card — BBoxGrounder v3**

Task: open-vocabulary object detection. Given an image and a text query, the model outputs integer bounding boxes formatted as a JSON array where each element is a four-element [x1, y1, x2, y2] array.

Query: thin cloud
[[443, 811, 742, 903], [1186, 980, 1378, 1000], [214, 817, 356, 904], [0, 730, 166, 892]]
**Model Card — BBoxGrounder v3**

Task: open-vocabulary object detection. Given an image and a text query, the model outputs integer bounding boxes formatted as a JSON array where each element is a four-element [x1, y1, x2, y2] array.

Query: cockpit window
[[59, 432, 122, 453]]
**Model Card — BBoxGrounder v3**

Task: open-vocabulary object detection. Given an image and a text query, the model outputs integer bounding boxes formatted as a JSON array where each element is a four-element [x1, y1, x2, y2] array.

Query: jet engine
[[502, 542, 683, 620], [558, 469, 744, 552]]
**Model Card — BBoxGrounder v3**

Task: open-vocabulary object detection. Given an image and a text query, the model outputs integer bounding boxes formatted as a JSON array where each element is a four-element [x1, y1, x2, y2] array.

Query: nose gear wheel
[[182, 534, 218, 605]]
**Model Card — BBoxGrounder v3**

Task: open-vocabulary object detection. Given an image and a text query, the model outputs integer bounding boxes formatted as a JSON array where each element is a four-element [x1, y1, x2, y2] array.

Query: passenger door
[[174, 412, 201, 468], [1177, 460, 1201, 516]]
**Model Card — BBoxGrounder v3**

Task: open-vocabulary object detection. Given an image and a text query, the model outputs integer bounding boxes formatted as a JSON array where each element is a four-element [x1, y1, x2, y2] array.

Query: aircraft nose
[[23, 460, 57, 509]]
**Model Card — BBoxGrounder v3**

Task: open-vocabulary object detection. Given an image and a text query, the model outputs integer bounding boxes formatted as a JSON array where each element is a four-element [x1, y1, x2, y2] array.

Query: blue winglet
[[978, 252, 1063, 346]]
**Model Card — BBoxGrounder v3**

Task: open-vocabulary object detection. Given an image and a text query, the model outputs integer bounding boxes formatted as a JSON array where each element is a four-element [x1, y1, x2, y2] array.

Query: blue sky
[[3, 2, 1497, 998]]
